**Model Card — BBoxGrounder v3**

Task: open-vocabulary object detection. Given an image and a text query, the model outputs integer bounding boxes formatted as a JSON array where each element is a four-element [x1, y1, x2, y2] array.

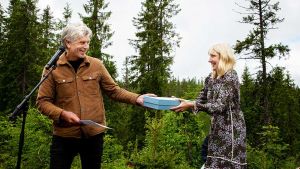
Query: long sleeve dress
[[195, 70, 247, 168]]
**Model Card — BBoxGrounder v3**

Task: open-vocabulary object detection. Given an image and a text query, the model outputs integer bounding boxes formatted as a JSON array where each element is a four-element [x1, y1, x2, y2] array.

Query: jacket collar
[[57, 52, 91, 66]]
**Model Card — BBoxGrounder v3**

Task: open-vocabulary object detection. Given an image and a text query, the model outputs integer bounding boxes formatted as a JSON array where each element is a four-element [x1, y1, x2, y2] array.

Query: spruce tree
[[129, 0, 181, 96], [57, 2, 72, 30], [125, 0, 181, 154], [0, 4, 7, 112], [0, 0, 42, 112], [0, 4, 4, 41], [0, 3, 6, 64], [240, 67, 261, 144], [234, 0, 290, 124], [54, 3, 72, 47], [266, 67, 300, 156], [39, 6, 57, 68], [79, 0, 116, 78]]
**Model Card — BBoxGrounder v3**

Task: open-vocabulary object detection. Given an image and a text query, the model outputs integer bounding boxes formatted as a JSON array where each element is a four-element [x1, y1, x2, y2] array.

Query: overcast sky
[[2, 0, 300, 86]]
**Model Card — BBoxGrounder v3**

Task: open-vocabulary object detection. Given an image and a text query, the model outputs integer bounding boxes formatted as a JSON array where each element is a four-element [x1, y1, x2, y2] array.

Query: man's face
[[66, 36, 90, 60]]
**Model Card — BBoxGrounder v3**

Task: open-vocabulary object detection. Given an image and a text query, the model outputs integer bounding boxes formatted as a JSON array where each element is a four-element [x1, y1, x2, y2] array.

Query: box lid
[[144, 96, 180, 106]]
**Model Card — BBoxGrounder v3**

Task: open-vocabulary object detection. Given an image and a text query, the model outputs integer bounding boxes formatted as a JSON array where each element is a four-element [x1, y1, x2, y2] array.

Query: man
[[36, 22, 153, 169]]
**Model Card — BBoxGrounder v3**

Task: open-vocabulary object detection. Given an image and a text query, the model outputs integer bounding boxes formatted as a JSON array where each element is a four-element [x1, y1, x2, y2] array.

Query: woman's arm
[[170, 75, 209, 113], [195, 70, 239, 115]]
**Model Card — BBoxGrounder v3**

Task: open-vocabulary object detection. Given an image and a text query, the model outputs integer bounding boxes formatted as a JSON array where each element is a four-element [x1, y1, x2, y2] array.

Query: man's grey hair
[[61, 22, 92, 47]]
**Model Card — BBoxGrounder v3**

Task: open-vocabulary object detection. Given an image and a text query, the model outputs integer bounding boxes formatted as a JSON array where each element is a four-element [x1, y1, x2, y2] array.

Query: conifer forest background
[[0, 0, 299, 168]]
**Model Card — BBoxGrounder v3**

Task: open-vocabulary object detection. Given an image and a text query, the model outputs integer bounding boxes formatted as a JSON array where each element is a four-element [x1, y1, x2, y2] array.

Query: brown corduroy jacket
[[36, 53, 139, 138]]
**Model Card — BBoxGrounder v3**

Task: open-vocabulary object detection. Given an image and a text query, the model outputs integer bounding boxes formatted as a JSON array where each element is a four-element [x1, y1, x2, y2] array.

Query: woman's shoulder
[[225, 69, 238, 78], [223, 70, 239, 86]]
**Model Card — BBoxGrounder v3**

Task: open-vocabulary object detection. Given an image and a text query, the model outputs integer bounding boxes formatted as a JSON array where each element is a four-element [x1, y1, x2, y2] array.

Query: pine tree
[[240, 67, 261, 144], [129, 0, 181, 96], [38, 6, 57, 68], [57, 2, 72, 29], [124, 0, 181, 150], [79, 0, 116, 78], [122, 56, 131, 89], [0, 0, 42, 112], [55, 3, 72, 47], [0, 4, 5, 41], [234, 0, 290, 124], [0, 4, 7, 112], [0, 3, 6, 62], [241, 65, 300, 156], [266, 67, 300, 156]]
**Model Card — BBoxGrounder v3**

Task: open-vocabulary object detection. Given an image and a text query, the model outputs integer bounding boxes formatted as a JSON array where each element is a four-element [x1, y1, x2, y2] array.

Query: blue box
[[143, 96, 180, 110]]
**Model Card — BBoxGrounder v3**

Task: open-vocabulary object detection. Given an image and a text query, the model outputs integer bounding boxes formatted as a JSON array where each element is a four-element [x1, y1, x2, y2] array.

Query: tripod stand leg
[[16, 101, 28, 169]]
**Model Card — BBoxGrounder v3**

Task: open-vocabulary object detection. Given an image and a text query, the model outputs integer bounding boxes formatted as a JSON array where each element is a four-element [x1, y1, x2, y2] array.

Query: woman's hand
[[170, 99, 195, 112]]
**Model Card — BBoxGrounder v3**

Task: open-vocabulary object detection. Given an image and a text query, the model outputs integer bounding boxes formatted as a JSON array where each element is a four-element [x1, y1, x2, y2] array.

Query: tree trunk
[[259, 0, 270, 124]]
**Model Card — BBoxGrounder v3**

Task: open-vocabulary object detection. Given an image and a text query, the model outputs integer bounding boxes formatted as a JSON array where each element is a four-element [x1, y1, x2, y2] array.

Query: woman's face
[[208, 50, 220, 71]]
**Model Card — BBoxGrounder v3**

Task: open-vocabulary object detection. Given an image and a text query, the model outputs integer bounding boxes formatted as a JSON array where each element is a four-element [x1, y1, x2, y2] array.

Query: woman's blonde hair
[[208, 43, 236, 79]]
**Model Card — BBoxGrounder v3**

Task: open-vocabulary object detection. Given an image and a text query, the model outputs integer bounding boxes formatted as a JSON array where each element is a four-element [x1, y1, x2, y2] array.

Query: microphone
[[45, 46, 66, 69]]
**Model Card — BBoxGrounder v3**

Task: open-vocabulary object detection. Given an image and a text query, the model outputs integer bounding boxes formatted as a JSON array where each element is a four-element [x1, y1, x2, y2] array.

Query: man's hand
[[136, 93, 157, 106], [60, 110, 80, 125]]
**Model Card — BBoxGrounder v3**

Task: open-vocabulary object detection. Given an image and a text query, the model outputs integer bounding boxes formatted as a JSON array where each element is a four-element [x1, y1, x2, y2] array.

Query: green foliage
[[160, 111, 210, 168], [0, 0, 54, 112], [0, 1, 299, 168], [39, 6, 58, 58], [54, 3, 72, 45], [0, 4, 5, 44], [128, 0, 181, 95], [246, 144, 273, 169], [130, 111, 184, 168], [0, 4, 7, 112], [247, 125, 299, 169], [258, 125, 288, 166], [266, 67, 300, 155], [247, 145, 299, 169], [0, 108, 52, 169], [234, 0, 290, 125], [234, 0, 289, 60], [56, 3, 72, 31], [80, 0, 117, 78], [105, 101, 147, 152], [102, 134, 130, 169], [129, 111, 210, 169], [165, 77, 203, 99], [241, 66, 300, 160], [240, 67, 262, 144]]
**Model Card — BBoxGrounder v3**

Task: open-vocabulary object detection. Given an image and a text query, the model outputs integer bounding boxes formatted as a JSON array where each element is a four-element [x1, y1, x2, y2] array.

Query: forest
[[0, 0, 299, 168]]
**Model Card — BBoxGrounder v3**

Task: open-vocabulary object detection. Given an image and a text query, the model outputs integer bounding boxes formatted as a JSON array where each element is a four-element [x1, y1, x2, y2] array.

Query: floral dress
[[195, 70, 247, 168]]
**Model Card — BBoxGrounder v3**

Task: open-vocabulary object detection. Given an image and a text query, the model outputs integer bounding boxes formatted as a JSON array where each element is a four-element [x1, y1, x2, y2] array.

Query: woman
[[171, 43, 247, 168]]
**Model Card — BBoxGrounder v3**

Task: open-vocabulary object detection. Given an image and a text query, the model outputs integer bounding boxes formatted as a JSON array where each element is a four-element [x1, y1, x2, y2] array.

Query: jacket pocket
[[82, 74, 99, 95], [55, 78, 75, 98]]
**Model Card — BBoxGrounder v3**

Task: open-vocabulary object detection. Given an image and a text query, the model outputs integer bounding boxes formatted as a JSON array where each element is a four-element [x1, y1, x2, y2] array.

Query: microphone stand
[[9, 64, 57, 169]]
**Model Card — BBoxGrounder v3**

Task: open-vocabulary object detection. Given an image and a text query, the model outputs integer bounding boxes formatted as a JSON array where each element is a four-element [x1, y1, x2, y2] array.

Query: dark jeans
[[201, 136, 209, 163], [50, 133, 104, 169]]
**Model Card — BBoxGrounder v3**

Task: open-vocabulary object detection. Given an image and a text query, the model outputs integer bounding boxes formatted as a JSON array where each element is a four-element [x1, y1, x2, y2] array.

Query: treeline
[[0, 0, 299, 169]]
